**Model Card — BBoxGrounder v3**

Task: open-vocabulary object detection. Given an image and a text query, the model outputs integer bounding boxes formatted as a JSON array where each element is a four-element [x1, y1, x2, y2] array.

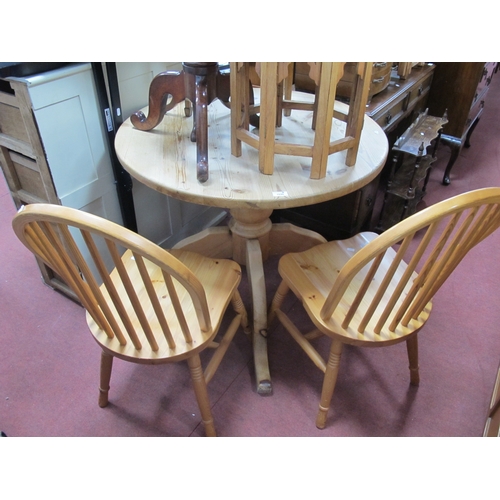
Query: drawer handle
[[385, 113, 392, 124], [418, 85, 423, 96], [373, 62, 387, 68], [372, 77, 385, 84]]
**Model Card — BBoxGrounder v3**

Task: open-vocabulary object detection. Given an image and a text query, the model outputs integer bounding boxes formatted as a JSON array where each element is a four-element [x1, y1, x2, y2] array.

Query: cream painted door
[[20, 63, 123, 225]]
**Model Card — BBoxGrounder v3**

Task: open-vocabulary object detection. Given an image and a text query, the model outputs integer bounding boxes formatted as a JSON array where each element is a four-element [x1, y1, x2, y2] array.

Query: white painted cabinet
[[24, 64, 123, 224], [0, 62, 225, 296]]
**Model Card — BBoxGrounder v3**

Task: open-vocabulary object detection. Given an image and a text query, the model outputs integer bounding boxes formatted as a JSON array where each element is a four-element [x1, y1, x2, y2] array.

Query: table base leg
[[246, 238, 273, 394], [173, 220, 326, 395]]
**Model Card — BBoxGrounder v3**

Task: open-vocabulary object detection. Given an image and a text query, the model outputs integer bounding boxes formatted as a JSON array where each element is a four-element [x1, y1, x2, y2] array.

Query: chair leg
[[99, 351, 113, 408], [187, 354, 217, 437], [316, 339, 343, 429], [232, 290, 251, 334], [268, 280, 290, 325], [406, 335, 420, 386]]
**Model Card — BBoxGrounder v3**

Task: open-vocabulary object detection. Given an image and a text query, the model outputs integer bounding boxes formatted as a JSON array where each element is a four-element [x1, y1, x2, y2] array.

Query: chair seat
[[87, 248, 242, 363], [278, 231, 432, 346]]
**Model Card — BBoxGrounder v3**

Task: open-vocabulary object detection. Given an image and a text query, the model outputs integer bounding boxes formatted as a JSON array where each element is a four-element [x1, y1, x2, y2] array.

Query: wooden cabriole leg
[[406, 334, 420, 386], [187, 354, 217, 437], [316, 339, 343, 429], [98, 351, 113, 408]]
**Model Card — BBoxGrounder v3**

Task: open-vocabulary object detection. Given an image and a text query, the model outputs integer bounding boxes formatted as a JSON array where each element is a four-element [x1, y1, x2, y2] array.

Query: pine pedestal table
[[115, 94, 388, 395]]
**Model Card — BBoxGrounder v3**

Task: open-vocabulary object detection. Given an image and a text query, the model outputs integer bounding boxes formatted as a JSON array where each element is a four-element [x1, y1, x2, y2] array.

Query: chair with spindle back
[[268, 187, 500, 429], [12, 203, 250, 437]]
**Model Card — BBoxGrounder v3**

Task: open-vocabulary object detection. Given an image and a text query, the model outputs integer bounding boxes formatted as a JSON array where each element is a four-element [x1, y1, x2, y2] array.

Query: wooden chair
[[269, 188, 500, 429], [12, 203, 250, 436]]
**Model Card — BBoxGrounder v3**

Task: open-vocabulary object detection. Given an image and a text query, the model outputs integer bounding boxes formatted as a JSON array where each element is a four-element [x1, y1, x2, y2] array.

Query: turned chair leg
[[316, 339, 343, 429], [232, 290, 251, 335], [99, 351, 113, 408], [187, 354, 217, 437], [268, 280, 290, 325], [406, 335, 420, 386]]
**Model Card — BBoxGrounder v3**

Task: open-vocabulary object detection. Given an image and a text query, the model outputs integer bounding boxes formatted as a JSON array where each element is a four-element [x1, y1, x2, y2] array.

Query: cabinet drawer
[[370, 90, 410, 130], [1, 149, 50, 204], [407, 71, 433, 110], [370, 70, 433, 131], [370, 62, 392, 96], [0, 93, 30, 144], [336, 62, 392, 99]]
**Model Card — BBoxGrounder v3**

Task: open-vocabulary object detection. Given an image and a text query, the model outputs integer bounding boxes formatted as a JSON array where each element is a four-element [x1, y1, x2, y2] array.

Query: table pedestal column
[[229, 208, 274, 394], [173, 209, 326, 394], [228, 208, 273, 264]]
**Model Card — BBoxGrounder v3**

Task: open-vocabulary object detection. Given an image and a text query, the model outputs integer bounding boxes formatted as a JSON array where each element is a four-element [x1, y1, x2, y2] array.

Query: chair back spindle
[[320, 189, 500, 337], [13, 205, 213, 354]]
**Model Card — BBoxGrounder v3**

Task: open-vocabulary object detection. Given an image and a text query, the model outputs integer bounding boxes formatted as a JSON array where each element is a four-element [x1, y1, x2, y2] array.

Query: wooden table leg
[[246, 238, 272, 394], [173, 208, 326, 395]]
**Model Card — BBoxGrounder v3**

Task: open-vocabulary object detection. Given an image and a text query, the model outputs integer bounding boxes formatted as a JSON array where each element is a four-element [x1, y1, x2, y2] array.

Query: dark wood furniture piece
[[131, 62, 232, 183], [484, 360, 500, 437], [426, 62, 496, 185], [273, 63, 435, 240], [376, 111, 447, 232], [366, 63, 435, 147]]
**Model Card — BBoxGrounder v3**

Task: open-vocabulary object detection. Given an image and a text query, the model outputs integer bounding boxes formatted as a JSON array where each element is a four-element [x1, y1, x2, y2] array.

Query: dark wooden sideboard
[[366, 63, 435, 147], [273, 63, 435, 240], [426, 62, 496, 185]]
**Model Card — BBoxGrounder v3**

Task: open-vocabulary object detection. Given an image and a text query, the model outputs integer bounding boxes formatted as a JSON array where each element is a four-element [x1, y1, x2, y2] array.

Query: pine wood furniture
[[274, 63, 436, 241], [12, 203, 250, 437], [230, 62, 372, 179], [269, 188, 500, 429], [427, 62, 496, 185], [115, 91, 388, 394]]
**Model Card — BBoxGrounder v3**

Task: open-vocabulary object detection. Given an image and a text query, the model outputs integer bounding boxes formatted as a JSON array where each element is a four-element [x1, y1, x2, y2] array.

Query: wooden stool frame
[[230, 62, 373, 179]]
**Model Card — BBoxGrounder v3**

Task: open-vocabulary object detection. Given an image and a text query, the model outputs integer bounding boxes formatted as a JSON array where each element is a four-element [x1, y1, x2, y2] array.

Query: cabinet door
[[115, 62, 225, 248]]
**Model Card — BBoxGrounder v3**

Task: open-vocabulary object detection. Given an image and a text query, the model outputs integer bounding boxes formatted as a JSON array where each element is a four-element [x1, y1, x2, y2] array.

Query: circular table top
[[115, 93, 388, 211]]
